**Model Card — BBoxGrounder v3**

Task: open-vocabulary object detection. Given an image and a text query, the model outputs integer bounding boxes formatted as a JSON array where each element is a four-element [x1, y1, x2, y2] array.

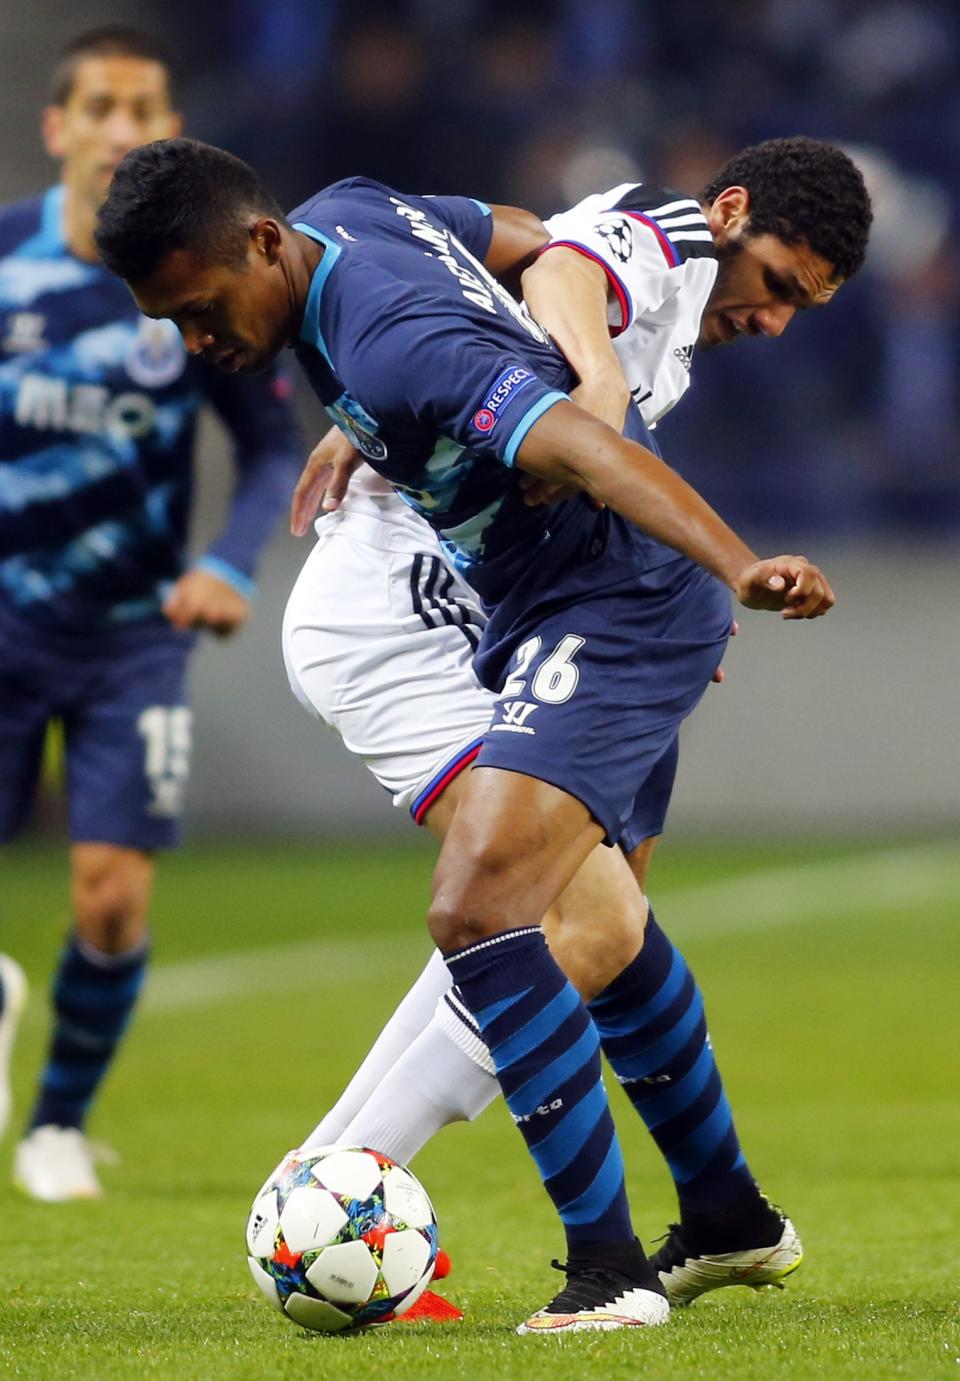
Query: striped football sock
[[29, 932, 148, 1132], [589, 913, 764, 1224], [446, 926, 634, 1249]]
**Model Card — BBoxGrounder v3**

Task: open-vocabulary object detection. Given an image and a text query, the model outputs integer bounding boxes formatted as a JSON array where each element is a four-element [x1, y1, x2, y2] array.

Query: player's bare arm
[[481, 204, 549, 287], [521, 246, 629, 431], [516, 400, 835, 619]]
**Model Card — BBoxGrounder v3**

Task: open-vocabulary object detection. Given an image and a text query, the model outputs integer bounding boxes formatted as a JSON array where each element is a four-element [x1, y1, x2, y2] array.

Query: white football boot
[[652, 1213, 803, 1306], [517, 1248, 670, 1335], [0, 954, 27, 1141], [14, 1125, 103, 1201]]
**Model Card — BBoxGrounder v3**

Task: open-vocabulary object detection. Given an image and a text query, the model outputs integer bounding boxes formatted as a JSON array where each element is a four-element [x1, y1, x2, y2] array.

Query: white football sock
[[301, 948, 451, 1150], [332, 1002, 500, 1164]]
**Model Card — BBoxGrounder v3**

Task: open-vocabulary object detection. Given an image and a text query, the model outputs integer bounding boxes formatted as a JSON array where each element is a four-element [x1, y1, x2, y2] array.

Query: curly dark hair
[[95, 138, 286, 282], [702, 136, 872, 280]]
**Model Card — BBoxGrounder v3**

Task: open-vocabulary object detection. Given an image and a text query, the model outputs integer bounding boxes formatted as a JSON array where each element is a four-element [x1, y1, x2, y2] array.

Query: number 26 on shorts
[[501, 634, 585, 705]]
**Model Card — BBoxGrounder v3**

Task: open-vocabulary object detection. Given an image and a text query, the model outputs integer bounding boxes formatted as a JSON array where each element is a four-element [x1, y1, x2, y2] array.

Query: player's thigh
[[0, 659, 56, 843], [70, 842, 155, 951], [65, 631, 193, 851], [429, 765, 604, 951], [283, 525, 493, 823], [478, 578, 727, 850]]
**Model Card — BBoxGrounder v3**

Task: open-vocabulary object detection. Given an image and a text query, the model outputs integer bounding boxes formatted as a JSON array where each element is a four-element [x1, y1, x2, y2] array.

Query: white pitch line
[[655, 839, 960, 938], [139, 840, 959, 1015], [143, 934, 425, 1014]]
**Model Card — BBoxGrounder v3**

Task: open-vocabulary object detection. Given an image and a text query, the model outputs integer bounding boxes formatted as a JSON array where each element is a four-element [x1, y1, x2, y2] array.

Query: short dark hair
[[702, 136, 872, 280], [95, 138, 287, 282], [50, 27, 174, 106]]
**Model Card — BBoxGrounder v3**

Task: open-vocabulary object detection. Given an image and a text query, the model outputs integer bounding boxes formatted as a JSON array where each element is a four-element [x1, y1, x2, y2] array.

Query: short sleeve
[[540, 206, 684, 336], [350, 315, 568, 468], [415, 195, 494, 261]]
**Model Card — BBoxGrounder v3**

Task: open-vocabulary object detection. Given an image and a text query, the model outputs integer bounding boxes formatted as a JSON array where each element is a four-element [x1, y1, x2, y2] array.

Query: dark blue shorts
[[0, 606, 194, 850], [475, 504, 732, 848]]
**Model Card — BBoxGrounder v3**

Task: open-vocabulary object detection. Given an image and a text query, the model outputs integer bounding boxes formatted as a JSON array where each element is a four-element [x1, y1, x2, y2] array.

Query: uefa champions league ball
[[246, 1146, 439, 1332]]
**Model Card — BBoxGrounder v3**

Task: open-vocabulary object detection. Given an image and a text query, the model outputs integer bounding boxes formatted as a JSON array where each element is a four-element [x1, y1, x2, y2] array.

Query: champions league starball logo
[[595, 217, 633, 264], [126, 317, 187, 388]]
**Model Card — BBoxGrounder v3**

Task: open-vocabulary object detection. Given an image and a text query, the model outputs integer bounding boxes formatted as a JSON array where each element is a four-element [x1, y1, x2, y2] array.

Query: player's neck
[[289, 229, 327, 335], [60, 180, 101, 263]]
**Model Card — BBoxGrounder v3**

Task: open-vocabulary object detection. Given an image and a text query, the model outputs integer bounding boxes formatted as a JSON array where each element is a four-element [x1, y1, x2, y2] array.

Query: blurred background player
[[283, 144, 862, 1309], [0, 29, 301, 1201]]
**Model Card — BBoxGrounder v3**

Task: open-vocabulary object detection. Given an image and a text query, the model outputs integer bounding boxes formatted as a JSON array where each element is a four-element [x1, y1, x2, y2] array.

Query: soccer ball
[[246, 1146, 439, 1332]]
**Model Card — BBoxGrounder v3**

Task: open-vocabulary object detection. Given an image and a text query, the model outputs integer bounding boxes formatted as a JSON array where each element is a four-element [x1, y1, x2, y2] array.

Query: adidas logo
[[673, 342, 694, 371]]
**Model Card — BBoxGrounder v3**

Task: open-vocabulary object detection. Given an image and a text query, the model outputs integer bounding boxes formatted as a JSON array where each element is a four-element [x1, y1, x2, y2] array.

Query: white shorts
[[282, 501, 496, 821]]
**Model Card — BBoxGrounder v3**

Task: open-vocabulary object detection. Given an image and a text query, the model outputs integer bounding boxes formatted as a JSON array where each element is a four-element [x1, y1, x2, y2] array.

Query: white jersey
[[341, 180, 717, 516], [544, 181, 718, 427]]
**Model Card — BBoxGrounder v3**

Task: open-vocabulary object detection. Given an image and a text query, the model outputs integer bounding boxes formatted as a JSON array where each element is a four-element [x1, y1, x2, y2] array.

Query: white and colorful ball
[[246, 1146, 438, 1332]]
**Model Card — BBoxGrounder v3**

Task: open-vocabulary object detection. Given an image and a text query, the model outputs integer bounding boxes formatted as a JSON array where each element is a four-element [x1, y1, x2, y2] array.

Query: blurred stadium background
[[2, 0, 958, 841]]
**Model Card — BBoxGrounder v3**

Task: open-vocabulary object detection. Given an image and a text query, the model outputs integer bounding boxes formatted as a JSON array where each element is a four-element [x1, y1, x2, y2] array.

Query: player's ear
[[41, 105, 67, 160], [251, 217, 283, 263], [706, 186, 750, 241]]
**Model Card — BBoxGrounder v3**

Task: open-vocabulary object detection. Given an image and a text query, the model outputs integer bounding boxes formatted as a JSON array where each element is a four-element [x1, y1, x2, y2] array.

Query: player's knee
[[427, 848, 524, 954], [427, 898, 492, 955], [71, 847, 153, 954]]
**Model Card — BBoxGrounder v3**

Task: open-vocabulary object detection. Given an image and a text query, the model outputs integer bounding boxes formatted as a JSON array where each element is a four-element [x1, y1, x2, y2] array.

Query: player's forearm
[[521, 248, 629, 424], [209, 446, 300, 579], [517, 401, 756, 587]]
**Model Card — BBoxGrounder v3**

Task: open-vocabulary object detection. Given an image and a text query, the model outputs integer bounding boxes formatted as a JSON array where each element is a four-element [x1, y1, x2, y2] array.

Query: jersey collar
[[293, 222, 342, 366]]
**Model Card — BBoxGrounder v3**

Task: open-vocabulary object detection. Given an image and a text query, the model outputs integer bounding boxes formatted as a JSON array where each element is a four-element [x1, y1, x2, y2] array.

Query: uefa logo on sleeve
[[473, 407, 495, 432]]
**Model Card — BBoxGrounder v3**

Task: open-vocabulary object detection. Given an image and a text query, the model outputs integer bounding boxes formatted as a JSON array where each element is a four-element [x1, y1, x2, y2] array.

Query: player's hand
[[734, 557, 835, 619], [290, 430, 364, 536], [162, 568, 250, 637], [711, 620, 739, 683]]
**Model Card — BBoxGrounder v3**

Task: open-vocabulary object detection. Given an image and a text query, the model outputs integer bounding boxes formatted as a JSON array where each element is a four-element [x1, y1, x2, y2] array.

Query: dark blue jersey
[[290, 178, 584, 603], [0, 187, 302, 633]]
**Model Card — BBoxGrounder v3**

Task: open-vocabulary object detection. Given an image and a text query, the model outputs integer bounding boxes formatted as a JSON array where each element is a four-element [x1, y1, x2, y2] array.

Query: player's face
[[42, 57, 181, 208], [130, 239, 292, 375], [699, 187, 842, 348]]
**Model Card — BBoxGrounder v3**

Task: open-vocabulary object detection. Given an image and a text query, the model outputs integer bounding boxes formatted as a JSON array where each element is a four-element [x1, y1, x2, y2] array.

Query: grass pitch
[[1, 835, 958, 1379]]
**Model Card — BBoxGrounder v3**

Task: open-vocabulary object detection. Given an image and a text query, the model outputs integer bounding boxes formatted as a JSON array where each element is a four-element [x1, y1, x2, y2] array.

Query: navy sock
[[29, 933, 148, 1132], [589, 913, 763, 1225], [447, 927, 634, 1251]]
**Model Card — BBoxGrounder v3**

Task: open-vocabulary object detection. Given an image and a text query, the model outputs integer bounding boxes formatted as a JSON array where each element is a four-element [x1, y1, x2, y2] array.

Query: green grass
[[1, 836, 959, 1378]]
